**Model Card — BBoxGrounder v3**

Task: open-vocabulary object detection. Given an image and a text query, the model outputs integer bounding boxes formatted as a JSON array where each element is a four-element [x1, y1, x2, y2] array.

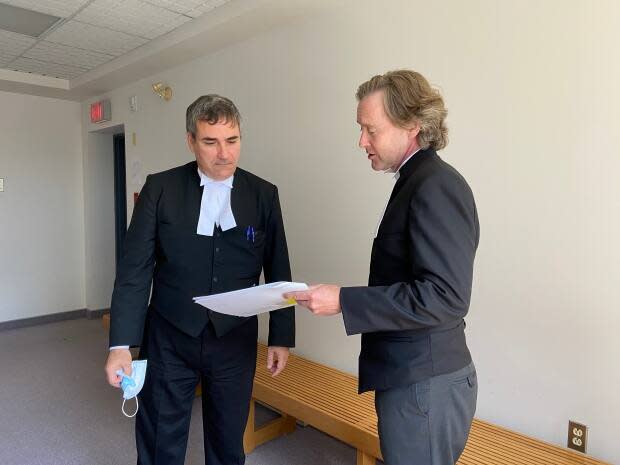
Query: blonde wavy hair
[[356, 70, 448, 150]]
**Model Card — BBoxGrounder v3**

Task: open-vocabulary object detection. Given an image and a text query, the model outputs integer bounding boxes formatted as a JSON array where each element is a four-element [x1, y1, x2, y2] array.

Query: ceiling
[[0, 0, 231, 80], [0, 0, 332, 101]]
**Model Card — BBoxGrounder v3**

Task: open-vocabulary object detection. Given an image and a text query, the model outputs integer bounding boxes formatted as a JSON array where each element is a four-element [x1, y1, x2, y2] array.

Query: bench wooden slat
[[465, 429, 600, 465], [253, 376, 374, 425]]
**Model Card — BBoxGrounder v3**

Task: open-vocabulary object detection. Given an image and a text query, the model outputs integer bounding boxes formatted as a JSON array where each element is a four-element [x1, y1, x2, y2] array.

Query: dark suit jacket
[[109, 161, 295, 349], [340, 148, 479, 392]]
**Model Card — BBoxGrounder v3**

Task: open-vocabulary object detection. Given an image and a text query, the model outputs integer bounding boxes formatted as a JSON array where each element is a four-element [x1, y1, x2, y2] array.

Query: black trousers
[[136, 310, 258, 465]]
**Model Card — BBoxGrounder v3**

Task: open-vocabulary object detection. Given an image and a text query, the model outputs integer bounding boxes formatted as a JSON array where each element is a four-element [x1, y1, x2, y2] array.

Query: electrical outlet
[[567, 420, 587, 453]]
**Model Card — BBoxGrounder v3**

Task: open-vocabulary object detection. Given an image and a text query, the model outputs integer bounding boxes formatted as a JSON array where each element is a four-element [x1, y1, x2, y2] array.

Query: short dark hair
[[186, 94, 241, 137]]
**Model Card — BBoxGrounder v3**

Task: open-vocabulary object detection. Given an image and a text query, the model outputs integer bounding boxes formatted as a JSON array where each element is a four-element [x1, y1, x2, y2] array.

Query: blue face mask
[[116, 360, 147, 418]]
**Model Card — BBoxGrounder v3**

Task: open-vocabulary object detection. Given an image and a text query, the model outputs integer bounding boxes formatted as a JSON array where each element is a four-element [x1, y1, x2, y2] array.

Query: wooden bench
[[244, 344, 611, 465]]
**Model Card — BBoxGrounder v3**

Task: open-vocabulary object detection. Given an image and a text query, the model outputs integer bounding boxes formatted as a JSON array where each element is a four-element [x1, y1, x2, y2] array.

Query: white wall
[[0, 90, 85, 322], [82, 0, 620, 462]]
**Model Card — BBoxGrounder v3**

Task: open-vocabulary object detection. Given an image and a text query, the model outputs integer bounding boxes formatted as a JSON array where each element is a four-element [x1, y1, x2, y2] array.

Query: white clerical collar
[[196, 168, 237, 236], [198, 168, 234, 188], [394, 148, 421, 181]]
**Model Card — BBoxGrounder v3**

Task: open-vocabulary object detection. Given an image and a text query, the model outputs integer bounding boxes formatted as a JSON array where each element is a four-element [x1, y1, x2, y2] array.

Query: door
[[113, 133, 127, 266]]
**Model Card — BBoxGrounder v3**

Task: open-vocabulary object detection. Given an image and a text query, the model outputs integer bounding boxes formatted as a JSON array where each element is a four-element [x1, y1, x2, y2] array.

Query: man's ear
[[409, 120, 421, 136], [408, 120, 421, 141], [186, 132, 195, 152]]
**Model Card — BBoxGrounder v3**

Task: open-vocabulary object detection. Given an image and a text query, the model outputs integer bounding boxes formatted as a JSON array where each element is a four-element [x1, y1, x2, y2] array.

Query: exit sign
[[90, 99, 111, 123]]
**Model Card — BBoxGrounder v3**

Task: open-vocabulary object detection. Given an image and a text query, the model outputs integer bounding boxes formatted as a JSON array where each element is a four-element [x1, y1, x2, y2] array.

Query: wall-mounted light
[[152, 82, 172, 101]]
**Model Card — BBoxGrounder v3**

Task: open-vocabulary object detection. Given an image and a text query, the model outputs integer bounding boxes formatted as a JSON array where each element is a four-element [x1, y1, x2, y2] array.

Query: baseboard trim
[[86, 308, 110, 320], [0, 307, 109, 331]]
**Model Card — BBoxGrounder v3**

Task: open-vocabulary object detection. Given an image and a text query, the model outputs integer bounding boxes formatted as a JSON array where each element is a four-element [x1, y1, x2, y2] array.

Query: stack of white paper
[[193, 281, 308, 317]]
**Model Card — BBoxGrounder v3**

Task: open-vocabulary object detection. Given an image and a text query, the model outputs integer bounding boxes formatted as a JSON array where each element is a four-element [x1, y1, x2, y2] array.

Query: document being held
[[193, 281, 308, 317]]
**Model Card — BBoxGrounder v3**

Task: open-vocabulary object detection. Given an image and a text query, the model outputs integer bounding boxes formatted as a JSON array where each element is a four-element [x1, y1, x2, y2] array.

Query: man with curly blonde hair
[[287, 70, 479, 465]]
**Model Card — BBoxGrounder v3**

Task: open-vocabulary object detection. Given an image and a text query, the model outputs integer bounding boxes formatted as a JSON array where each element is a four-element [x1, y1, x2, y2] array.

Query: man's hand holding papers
[[283, 284, 342, 316]]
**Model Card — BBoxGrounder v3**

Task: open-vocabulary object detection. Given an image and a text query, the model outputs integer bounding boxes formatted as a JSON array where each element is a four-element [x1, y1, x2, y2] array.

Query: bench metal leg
[[244, 398, 297, 454], [357, 449, 376, 465]]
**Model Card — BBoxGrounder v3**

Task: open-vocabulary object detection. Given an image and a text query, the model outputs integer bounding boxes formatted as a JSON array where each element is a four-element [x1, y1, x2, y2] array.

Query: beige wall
[[0, 90, 85, 321], [82, 1, 620, 462]]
